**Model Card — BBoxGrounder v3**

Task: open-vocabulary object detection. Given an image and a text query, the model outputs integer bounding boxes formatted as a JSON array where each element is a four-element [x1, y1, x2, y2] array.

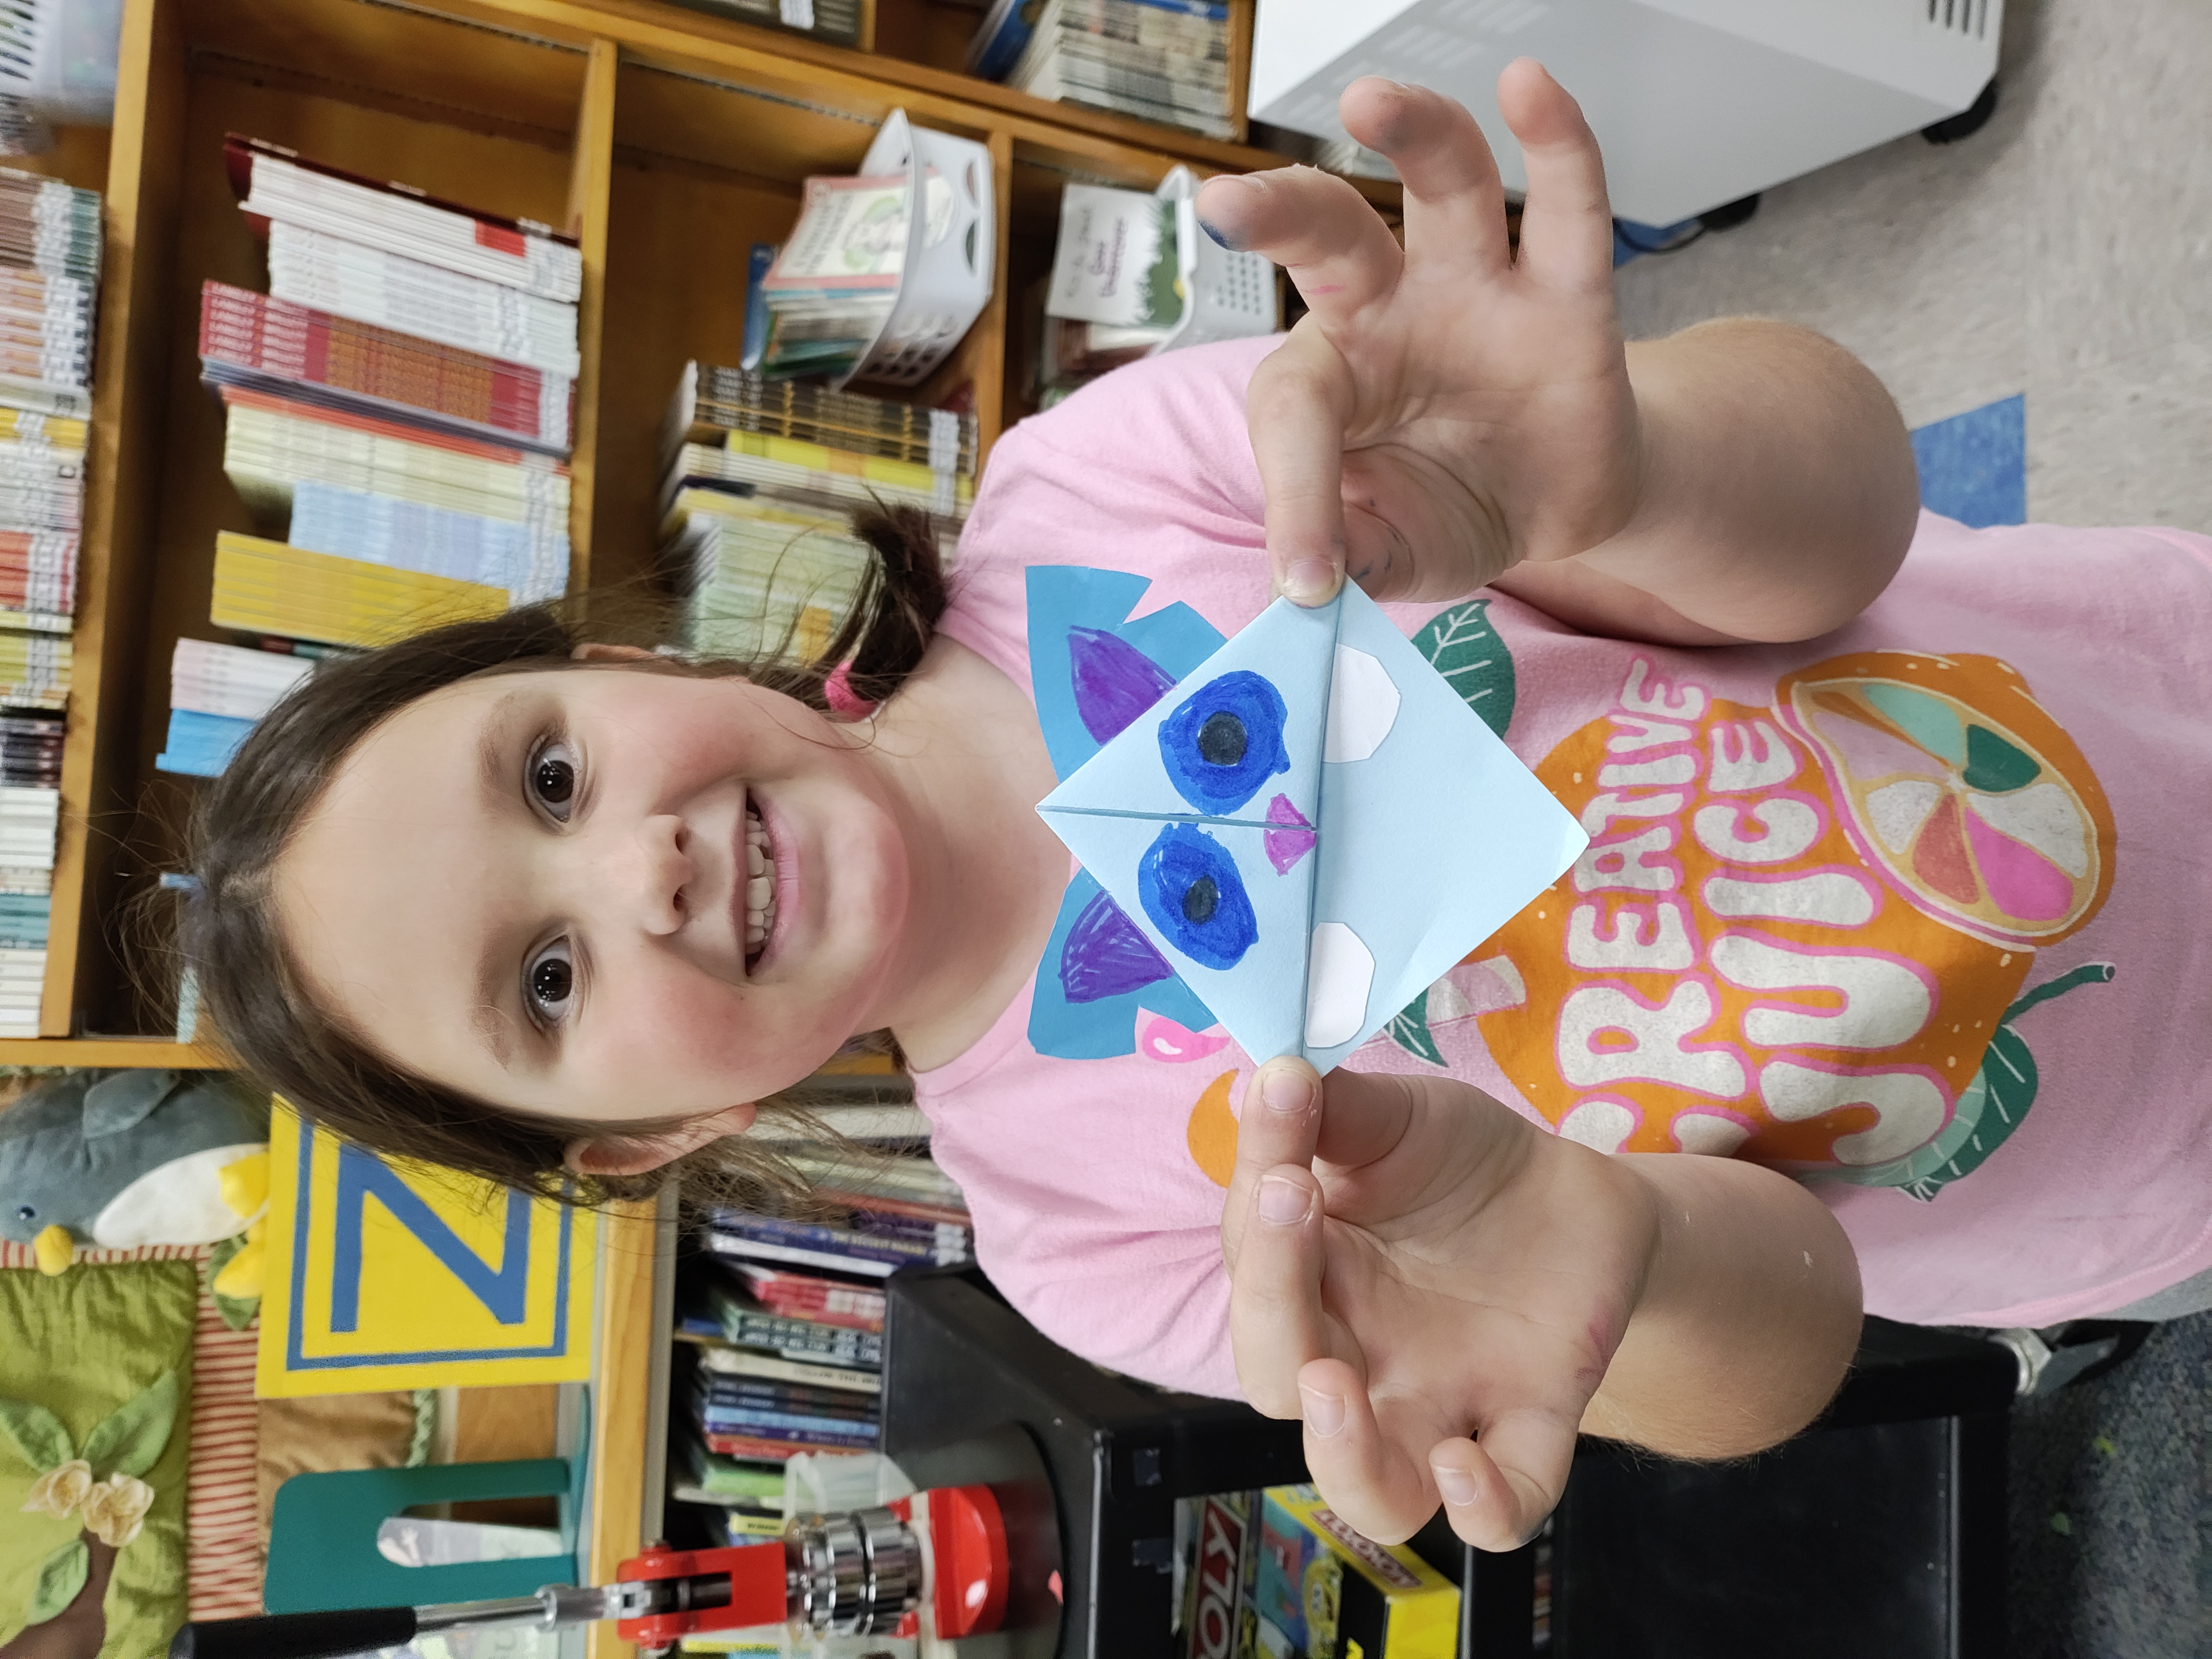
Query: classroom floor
[[1607, 1, 2210, 1650], [1612, 0, 2212, 536]]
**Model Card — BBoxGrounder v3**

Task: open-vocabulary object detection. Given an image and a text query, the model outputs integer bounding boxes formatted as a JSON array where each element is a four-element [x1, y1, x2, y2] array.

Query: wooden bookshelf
[[27, 0, 1347, 1628], [32, 0, 1304, 1059]]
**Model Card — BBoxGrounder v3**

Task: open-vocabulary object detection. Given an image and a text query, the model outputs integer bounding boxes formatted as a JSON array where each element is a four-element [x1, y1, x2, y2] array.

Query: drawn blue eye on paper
[[1158, 670, 1290, 813], [1139, 824, 1258, 969]]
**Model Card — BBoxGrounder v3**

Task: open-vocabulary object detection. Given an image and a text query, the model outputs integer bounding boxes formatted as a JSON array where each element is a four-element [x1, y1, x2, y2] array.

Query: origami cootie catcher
[[1037, 583, 1592, 1072]]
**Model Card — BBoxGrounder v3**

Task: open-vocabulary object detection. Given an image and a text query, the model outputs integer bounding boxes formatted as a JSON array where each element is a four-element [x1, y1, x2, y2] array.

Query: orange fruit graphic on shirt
[[1774, 653, 2114, 948], [1471, 652, 2112, 1173]]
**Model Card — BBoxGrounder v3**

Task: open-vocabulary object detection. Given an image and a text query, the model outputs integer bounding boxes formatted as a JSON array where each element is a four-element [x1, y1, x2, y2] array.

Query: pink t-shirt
[[915, 334, 2212, 1399]]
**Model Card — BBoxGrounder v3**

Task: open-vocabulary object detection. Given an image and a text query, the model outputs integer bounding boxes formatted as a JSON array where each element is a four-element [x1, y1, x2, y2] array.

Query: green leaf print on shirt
[[1833, 962, 2114, 1202], [1411, 600, 1515, 740], [1385, 602, 1518, 1063], [1384, 986, 1447, 1067]]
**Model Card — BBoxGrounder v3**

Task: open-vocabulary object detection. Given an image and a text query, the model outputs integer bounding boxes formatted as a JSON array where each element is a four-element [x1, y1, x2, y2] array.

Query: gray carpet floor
[[2007, 1315, 2210, 1658], [1604, 1, 2210, 1650]]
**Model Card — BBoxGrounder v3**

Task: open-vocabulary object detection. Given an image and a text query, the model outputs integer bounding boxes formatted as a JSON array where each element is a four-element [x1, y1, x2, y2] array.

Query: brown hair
[[176, 506, 948, 1206]]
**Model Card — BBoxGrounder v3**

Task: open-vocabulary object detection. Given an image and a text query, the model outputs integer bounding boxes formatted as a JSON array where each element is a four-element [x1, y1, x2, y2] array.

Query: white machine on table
[[1249, 0, 2004, 226]]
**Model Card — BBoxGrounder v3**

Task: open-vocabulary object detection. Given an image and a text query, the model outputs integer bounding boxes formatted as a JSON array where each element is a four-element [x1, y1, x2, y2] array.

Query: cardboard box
[[1251, 1485, 1460, 1659]]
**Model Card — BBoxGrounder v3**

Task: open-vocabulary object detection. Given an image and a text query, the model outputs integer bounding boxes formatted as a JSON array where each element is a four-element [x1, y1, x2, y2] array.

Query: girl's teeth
[[745, 807, 775, 955]]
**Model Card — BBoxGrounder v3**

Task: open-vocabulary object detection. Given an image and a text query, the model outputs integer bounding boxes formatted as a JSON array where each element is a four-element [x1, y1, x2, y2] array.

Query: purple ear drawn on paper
[[1068, 626, 1180, 744], [1060, 886, 1175, 1003], [1264, 793, 1317, 874]]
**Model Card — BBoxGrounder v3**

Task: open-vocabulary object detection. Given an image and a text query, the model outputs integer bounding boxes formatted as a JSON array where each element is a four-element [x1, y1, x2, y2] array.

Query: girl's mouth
[[743, 802, 776, 969]]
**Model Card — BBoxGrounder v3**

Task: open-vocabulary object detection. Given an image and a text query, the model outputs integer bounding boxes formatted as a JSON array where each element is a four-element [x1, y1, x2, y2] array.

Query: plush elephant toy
[[0, 1070, 271, 1292]]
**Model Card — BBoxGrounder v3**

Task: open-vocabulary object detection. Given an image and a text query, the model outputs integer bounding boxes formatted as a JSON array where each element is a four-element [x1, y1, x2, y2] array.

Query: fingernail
[[1196, 214, 1242, 252], [1258, 1175, 1309, 1226], [1433, 1464, 1479, 1507], [1284, 558, 1336, 602], [1300, 1386, 1346, 1437], [1261, 1066, 1313, 1116]]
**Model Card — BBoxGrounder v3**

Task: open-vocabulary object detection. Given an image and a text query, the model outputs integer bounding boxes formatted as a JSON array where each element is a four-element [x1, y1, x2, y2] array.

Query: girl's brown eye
[[529, 740, 578, 821], [527, 940, 575, 1022]]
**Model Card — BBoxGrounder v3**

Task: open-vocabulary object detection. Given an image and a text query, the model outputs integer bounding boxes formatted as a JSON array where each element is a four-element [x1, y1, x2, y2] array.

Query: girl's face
[[273, 663, 912, 1132]]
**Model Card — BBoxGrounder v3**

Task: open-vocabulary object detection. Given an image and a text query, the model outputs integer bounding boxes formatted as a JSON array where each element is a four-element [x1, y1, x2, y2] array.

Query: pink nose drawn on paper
[[1263, 793, 1316, 873], [1140, 1014, 1232, 1062]]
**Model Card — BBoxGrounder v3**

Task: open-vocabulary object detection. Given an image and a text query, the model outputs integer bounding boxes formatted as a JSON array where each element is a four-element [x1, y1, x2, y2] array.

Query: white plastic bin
[[841, 109, 995, 391], [1152, 164, 1278, 353]]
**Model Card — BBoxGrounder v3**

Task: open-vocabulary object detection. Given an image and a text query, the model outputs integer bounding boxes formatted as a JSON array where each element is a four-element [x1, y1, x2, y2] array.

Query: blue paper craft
[[1037, 583, 1590, 1072]]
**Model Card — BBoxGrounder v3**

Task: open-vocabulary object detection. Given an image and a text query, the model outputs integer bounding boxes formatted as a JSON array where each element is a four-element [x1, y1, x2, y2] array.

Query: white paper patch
[[1324, 645, 1399, 763], [1304, 920, 1376, 1049]]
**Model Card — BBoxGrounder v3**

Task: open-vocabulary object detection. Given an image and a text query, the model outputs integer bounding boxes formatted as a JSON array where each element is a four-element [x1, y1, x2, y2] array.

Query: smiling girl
[[180, 66, 2212, 1555]]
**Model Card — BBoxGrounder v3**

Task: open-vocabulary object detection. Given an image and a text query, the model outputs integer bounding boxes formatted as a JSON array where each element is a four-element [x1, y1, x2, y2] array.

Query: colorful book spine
[[697, 1378, 879, 1420], [697, 1408, 880, 1448], [702, 1432, 877, 1462], [695, 1345, 881, 1395], [200, 281, 572, 454], [169, 637, 314, 721], [288, 480, 557, 605], [705, 1215, 971, 1272], [210, 532, 507, 650], [218, 387, 570, 583], [155, 709, 254, 778], [230, 141, 584, 302], [266, 220, 581, 380], [722, 1261, 887, 1332]]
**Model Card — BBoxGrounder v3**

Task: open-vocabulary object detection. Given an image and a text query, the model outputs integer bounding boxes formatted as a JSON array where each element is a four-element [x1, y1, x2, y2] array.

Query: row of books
[[671, 1152, 969, 1551], [172, 138, 583, 780], [0, 167, 100, 1036], [970, 0, 1235, 140], [658, 359, 972, 672]]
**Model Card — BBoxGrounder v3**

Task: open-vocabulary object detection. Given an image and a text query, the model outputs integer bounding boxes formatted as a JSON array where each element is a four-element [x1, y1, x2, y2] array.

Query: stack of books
[[209, 531, 507, 650], [217, 387, 570, 605], [188, 137, 578, 690], [199, 282, 571, 454], [660, 360, 972, 669], [971, 0, 1234, 140], [754, 176, 910, 381], [155, 638, 313, 778], [673, 1152, 971, 1548], [0, 167, 100, 1036]]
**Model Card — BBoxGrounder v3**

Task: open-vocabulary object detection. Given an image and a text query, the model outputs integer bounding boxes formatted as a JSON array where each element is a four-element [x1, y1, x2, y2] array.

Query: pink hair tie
[[823, 663, 875, 719]]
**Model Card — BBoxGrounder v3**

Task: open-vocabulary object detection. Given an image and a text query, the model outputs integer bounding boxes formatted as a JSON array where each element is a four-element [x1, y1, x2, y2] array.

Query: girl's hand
[[1220, 1060, 1658, 1550], [1196, 66, 1638, 607]]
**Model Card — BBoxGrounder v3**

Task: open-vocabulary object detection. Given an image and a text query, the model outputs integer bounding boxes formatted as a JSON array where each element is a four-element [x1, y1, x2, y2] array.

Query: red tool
[[171, 1484, 1031, 1659]]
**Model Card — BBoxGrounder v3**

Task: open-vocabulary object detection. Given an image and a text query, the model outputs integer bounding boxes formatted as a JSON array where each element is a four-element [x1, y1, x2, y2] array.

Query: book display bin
[[12, 0, 1360, 1070]]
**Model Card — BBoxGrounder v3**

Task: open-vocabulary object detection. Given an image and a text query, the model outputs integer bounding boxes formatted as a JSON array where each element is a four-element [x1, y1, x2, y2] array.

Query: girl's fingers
[[1194, 167, 1405, 326], [1226, 1161, 1333, 1419], [1244, 331, 1354, 603], [1495, 57, 1616, 294], [1429, 1403, 1581, 1552], [1295, 1357, 1436, 1545], [1338, 77, 1510, 282], [1221, 1058, 1325, 1268]]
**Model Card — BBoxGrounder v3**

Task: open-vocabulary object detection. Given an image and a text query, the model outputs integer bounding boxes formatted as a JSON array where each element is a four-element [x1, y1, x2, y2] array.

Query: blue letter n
[[329, 1144, 532, 1331]]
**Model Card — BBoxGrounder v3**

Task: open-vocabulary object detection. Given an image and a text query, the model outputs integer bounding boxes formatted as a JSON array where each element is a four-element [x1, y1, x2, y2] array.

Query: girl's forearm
[[1582, 1150, 1864, 1459], [1500, 319, 1920, 645]]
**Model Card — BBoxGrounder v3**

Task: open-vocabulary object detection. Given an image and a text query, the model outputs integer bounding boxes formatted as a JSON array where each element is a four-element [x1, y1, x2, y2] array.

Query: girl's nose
[[606, 813, 693, 935]]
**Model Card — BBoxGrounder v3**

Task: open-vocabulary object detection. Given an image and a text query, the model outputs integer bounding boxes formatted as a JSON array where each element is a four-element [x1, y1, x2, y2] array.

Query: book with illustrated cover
[[763, 176, 913, 297], [1047, 183, 1183, 330], [227, 135, 583, 302]]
